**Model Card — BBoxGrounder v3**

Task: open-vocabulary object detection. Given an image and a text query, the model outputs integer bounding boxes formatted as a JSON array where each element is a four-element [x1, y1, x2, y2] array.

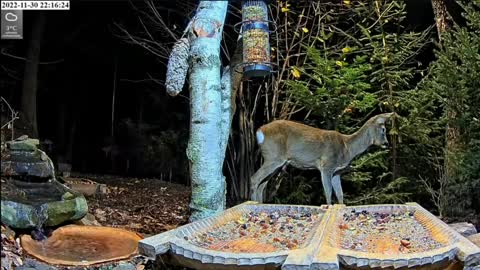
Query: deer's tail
[[256, 129, 265, 145]]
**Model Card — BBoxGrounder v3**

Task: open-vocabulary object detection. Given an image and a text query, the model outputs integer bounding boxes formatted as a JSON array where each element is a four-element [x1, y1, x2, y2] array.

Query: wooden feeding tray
[[312, 203, 480, 269], [62, 177, 107, 197], [139, 202, 330, 269], [21, 225, 143, 266]]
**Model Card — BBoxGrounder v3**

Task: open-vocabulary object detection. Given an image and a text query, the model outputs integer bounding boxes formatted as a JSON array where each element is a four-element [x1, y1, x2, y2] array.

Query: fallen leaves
[[94, 208, 107, 222], [1, 225, 23, 270], [85, 175, 190, 235], [1, 174, 190, 269]]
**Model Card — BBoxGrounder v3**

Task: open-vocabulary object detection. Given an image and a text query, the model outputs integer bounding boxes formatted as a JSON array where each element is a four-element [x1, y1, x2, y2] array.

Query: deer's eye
[[380, 126, 385, 135]]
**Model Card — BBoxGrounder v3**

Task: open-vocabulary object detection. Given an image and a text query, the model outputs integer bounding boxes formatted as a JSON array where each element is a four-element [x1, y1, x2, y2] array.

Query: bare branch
[[0, 96, 19, 141], [1, 64, 21, 80], [146, 0, 178, 40], [113, 22, 170, 60], [1, 48, 64, 64]]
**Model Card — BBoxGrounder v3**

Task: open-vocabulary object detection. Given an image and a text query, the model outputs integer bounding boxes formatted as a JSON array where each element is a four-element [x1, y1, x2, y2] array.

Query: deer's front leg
[[250, 160, 285, 202], [331, 174, 343, 204], [319, 169, 334, 205], [256, 181, 269, 203]]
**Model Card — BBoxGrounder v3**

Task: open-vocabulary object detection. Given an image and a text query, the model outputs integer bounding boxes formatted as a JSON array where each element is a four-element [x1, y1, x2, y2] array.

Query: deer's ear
[[375, 117, 386, 124], [375, 113, 394, 124]]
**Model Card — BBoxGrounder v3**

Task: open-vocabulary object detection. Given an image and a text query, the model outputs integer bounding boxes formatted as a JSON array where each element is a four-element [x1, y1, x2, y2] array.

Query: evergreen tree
[[418, 0, 480, 216], [284, 0, 435, 204]]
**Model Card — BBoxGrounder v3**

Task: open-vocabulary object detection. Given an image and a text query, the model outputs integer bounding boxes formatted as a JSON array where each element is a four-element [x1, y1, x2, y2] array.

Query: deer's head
[[368, 112, 394, 148]]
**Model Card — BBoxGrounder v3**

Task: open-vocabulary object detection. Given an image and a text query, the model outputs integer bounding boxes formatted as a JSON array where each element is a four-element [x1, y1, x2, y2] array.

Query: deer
[[250, 113, 394, 204]]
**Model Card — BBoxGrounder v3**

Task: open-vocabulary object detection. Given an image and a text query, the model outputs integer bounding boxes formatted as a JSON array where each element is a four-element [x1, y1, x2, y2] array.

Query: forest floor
[[1, 174, 191, 270], [80, 174, 191, 236], [2, 174, 479, 270]]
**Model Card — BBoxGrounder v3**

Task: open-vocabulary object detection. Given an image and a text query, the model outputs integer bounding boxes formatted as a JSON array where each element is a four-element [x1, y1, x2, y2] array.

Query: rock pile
[[1, 136, 87, 229]]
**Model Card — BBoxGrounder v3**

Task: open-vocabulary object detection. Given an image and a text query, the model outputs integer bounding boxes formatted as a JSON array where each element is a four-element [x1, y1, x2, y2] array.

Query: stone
[[112, 262, 136, 270], [1, 200, 38, 228], [1, 224, 16, 239], [57, 162, 71, 177], [1, 138, 88, 229], [44, 195, 88, 226], [20, 258, 56, 270], [74, 212, 101, 226], [1, 148, 54, 178], [449, 222, 478, 237], [1, 177, 88, 229], [468, 233, 480, 247], [7, 138, 40, 152], [1, 191, 88, 229], [401, 239, 411, 247], [99, 183, 108, 194]]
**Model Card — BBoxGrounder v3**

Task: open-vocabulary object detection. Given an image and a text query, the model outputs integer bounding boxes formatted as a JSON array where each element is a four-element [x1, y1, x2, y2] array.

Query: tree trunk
[[185, 2, 229, 221], [110, 57, 118, 172], [56, 102, 67, 155], [431, 0, 460, 180], [225, 39, 246, 203], [21, 12, 46, 138], [230, 39, 244, 123], [431, 0, 451, 40], [65, 118, 76, 163]]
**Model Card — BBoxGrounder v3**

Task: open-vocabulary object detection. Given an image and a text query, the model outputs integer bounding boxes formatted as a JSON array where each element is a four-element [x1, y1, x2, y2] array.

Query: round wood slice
[[20, 225, 142, 266]]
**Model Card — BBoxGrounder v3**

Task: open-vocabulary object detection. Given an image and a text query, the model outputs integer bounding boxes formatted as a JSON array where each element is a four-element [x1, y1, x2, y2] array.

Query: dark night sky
[[1, 1, 193, 173], [1, 0, 439, 176]]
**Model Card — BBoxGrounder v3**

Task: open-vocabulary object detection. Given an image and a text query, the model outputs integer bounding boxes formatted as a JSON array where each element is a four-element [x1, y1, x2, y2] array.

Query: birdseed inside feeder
[[241, 0, 273, 78]]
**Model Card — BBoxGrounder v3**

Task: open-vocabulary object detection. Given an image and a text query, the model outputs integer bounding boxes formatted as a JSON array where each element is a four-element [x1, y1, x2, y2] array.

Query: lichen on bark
[[186, 2, 229, 222], [165, 38, 190, 96], [164, 1, 230, 222]]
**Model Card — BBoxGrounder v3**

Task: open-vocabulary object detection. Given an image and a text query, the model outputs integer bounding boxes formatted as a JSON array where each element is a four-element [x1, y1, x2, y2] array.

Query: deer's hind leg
[[250, 159, 286, 202], [331, 174, 344, 204], [319, 169, 334, 205]]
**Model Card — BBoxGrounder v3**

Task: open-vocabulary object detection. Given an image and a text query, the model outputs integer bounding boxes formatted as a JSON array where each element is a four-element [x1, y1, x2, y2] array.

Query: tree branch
[[1, 48, 64, 65]]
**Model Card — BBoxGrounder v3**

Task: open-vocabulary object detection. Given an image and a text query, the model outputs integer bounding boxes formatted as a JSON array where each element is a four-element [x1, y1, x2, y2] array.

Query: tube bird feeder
[[239, 0, 274, 78]]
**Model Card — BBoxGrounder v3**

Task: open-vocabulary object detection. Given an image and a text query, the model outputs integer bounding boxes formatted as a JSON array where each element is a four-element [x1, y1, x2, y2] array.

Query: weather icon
[[5, 12, 18, 22]]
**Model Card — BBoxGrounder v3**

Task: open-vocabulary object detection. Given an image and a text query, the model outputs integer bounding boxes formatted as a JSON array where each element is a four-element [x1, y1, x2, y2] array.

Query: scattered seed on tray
[[188, 210, 323, 253], [339, 209, 444, 254]]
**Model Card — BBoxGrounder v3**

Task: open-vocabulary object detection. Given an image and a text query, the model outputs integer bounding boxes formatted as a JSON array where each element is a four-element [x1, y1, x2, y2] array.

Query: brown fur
[[250, 113, 394, 204]]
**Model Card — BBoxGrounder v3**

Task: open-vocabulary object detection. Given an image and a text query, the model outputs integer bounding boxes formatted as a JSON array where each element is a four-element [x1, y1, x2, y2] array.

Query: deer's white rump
[[250, 113, 394, 204]]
